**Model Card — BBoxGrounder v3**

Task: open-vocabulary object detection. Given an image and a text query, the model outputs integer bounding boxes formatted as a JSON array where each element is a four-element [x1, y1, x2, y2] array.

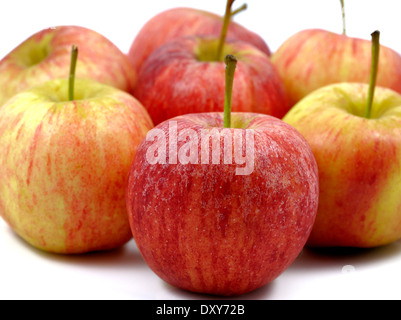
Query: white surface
[[2, 217, 401, 300], [2, 0, 401, 300], [1, 0, 401, 57]]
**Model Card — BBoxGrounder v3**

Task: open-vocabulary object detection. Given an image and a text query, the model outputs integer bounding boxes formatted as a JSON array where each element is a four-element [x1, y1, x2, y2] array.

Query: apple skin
[[127, 7, 271, 77], [271, 29, 401, 107], [283, 83, 401, 248], [0, 78, 153, 254], [126, 112, 319, 296], [0, 25, 137, 107], [134, 36, 289, 126]]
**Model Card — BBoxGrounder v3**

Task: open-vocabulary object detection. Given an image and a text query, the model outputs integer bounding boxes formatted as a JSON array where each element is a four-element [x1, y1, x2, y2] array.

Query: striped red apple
[[127, 55, 319, 296], [133, 0, 287, 126], [134, 36, 289, 126], [127, 0, 271, 77]]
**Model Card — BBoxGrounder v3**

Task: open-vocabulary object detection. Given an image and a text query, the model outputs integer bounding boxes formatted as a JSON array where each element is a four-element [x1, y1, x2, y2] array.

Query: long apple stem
[[340, 0, 346, 35], [68, 45, 78, 101], [366, 30, 380, 119], [224, 55, 237, 128], [216, 0, 236, 62], [231, 3, 247, 17]]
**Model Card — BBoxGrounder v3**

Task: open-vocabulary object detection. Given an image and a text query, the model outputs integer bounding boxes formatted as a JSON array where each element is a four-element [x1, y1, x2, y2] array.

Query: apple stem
[[231, 3, 247, 17], [366, 30, 380, 119], [340, 0, 346, 35], [216, 0, 236, 62], [68, 45, 78, 101], [224, 55, 238, 128]]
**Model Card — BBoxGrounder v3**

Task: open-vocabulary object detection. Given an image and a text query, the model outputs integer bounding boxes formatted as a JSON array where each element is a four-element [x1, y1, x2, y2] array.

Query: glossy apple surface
[[271, 29, 401, 107], [126, 112, 319, 296], [134, 36, 289, 125], [0, 26, 137, 106], [283, 83, 401, 247], [0, 78, 153, 254], [127, 7, 271, 77]]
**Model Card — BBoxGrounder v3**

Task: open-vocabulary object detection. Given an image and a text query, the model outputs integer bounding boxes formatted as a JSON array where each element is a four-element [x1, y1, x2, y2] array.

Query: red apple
[[0, 50, 153, 253], [126, 55, 319, 296], [0, 25, 137, 106], [133, 36, 289, 125], [271, 2, 401, 108], [127, 6, 271, 77]]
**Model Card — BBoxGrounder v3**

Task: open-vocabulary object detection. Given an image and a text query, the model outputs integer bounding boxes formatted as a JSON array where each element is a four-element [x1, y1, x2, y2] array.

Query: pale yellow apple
[[0, 26, 137, 107]]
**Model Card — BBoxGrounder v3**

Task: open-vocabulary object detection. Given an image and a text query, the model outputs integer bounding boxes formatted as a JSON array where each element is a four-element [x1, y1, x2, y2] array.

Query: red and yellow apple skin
[[127, 7, 271, 77], [271, 29, 401, 107], [283, 83, 401, 248], [127, 112, 319, 296], [0, 79, 153, 254], [134, 37, 289, 126], [0, 26, 137, 107]]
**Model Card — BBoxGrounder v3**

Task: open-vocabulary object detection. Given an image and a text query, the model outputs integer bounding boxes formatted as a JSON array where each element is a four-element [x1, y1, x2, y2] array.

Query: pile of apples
[[1, 0, 401, 297]]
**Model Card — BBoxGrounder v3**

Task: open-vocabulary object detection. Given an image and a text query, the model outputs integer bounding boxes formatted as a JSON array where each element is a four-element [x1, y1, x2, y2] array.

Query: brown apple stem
[[231, 3, 247, 17], [366, 30, 380, 119], [224, 55, 238, 128], [216, 0, 236, 62], [340, 0, 346, 35], [68, 45, 78, 101]]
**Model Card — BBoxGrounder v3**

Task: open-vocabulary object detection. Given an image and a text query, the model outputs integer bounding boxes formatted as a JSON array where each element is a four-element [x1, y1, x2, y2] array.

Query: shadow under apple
[[159, 278, 276, 301], [8, 227, 146, 270], [289, 240, 401, 273]]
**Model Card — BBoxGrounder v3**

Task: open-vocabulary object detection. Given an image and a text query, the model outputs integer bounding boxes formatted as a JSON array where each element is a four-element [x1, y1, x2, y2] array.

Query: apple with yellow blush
[[283, 31, 401, 247], [0, 46, 153, 254], [271, 1, 401, 107]]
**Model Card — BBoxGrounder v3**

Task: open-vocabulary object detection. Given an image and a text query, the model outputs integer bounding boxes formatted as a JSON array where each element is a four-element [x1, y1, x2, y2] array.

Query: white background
[[1, 0, 401, 300]]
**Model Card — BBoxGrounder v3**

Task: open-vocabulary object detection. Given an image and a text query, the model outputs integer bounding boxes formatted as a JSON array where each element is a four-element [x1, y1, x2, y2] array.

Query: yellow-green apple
[[127, 3, 271, 77], [0, 77, 153, 254], [271, 6, 401, 107], [126, 55, 319, 296], [0, 25, 136, 107], [134, 36, 289, 125], [283, 32, 401, 248]]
